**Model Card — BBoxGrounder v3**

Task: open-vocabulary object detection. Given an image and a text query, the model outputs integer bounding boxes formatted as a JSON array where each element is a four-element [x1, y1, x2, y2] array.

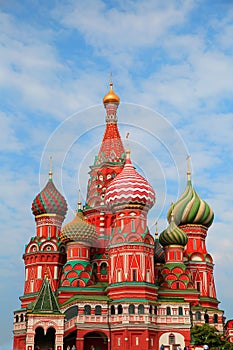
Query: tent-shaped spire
[[32, 275, 61, 314]]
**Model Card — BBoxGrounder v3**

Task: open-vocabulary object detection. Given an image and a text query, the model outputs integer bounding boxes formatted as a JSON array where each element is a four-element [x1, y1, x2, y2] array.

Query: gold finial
[[186, 155, 191, 180], [170, 202, 175, 221], [110, 72, 113, 85], [103, 74, 120, 105], [49, 155, 53, 179], [78, 189, 82, 211]]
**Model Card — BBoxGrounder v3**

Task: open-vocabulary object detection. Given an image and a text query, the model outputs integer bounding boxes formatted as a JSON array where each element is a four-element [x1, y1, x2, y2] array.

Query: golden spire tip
[[49, 155, 53, 179], [186, 154, 191, 180], [78, 189, 82, 211]]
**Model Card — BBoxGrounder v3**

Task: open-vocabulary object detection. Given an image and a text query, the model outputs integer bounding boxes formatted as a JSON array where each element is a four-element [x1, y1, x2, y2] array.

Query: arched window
[[149, 305, 153, 314], [213, 314, 218, 323], [129, 304, 135, 314], [111, 305, 115, 315], [169, 333, 175, 345], [84, 305, 91, 315], [15, 315, 19, 323], [167, 306, 171, 316], [117, 269, 122, 282], [204, 312, 209, 323], [131, 219, 135, 231], [132, 269, 137, 281], [100, 262, 107, 275], [95, 305, 102, 315], [178, 307, 183, 316], [154, 306, 157, 315], [118, 304, 123, 315], [193, 239, 197, 250], [20, 314, 24, 322], [195, 311, 201, 321], [138, 304, 144, 314], [196, 281, 201, 292]]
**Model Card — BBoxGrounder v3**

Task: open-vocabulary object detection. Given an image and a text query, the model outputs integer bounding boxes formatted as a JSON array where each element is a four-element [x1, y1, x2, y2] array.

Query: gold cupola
[[103, 81, 120, 105]]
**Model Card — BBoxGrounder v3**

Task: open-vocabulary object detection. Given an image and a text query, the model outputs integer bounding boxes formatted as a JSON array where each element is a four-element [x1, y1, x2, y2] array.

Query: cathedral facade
[[13, 83, 224, 350]]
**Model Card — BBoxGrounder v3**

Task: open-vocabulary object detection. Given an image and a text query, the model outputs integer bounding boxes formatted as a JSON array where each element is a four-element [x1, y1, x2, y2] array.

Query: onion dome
[[105, 150, 155, 211], [103, 81, 120, 105], [60, 204, 97, 244], [167, 170, 214, 227], [32, 170, 67, 217], [159, 214, 188, 247]]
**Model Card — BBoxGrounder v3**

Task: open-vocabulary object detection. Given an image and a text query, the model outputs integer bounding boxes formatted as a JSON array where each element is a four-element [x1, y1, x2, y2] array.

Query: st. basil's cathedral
[[13, 82, 230, 350]]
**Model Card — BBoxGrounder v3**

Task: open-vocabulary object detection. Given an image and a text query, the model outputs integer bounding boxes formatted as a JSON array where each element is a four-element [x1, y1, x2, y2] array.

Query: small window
[[118, 305, 123, 315], [100, 262, 107, 275], [169, 333, 175, 344], [193, 239, 197, 250], [149, 305, 153, 314], [138, 304, 144, 314], [178, 307, 183, 316], [195, 311, 201, 321], [117, 270, 122, 282], [213, 314, 218, 323], [48, 226, 51, 238], [204, 312, 209, 323], [111, 305, 115, 315], [95, 305, 102, 315], [131, 219, 135, 232], [129, 304, 135, 314], [132, 269, 137, 282], [154, 306, 157, 315], [84, 305, 91, 315], [167, 306, 171, 316], [20, 314, 24, 322], [196, 282, 201, 292]]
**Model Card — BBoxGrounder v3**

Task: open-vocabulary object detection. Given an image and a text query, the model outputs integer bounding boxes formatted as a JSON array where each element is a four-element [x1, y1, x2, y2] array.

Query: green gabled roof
[[32, 276, 61, 314], [61, 294, 110, 307], [158, 296, 186, 302], [111, 298, 157, 304]]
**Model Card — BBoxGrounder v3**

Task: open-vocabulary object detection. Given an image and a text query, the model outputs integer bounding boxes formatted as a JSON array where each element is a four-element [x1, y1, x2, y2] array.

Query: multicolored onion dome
[[159, 215, 188, 247], [105, 150, 155, 211], [32, 177, 67, 217], [167, 173, 214, 227], [103, 81, 120, 105], [60, 209, 97, 244]]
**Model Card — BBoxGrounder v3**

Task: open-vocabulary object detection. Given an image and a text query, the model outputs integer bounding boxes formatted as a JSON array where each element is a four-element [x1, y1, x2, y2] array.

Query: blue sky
[[1, 0, 233, 348]]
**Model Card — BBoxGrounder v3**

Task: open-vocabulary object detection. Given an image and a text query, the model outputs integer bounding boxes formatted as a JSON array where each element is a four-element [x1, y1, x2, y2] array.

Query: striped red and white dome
[[105, 150, 155, 211]]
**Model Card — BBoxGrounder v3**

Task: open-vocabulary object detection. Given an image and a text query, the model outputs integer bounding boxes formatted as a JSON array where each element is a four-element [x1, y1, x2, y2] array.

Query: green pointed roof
[[32, 276, 61, 314]]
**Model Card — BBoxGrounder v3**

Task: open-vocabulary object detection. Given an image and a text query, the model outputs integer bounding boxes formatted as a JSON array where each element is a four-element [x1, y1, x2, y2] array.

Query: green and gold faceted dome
[[60, 206, 97, 244], [159, 215, 188, 247], [167, 171, 214, 228]]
